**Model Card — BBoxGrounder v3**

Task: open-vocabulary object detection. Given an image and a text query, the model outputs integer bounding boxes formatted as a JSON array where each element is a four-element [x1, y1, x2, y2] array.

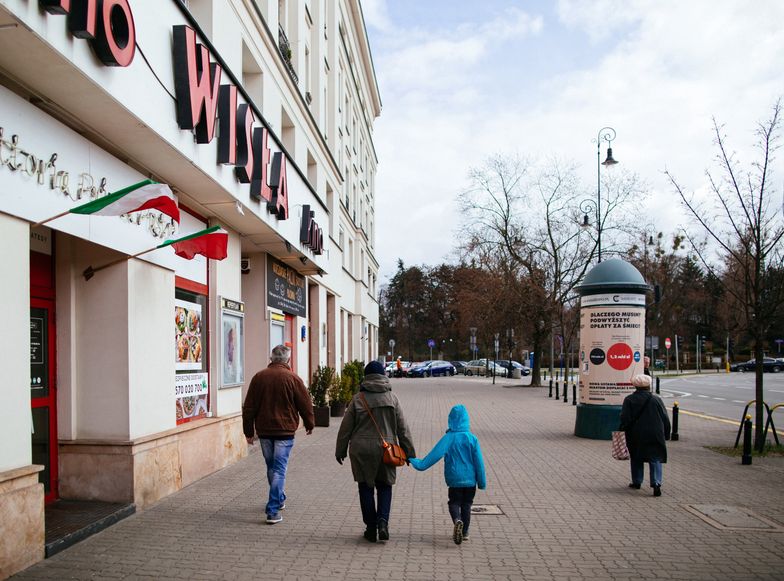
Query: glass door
[[30, 298, 58, 503]]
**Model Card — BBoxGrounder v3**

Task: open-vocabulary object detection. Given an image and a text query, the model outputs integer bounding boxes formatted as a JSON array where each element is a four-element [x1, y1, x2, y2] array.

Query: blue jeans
[[630, 457, 663, 487], [358, 481, 392, 527], [259, 438, 294, 515], [448, 486, 476, 535]]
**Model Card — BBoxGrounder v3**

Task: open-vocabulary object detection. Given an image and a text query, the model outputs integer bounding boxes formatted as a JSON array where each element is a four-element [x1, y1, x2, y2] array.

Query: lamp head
[[582, 214, 590, 228], [601, 147, 618, 166]]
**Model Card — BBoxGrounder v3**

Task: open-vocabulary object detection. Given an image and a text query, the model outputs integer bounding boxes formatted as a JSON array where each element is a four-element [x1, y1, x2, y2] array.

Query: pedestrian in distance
[[410, 404, 486, 545], [335, 360, 416, 543], [619, 373, 671, 497], [643, 355, 651, 376], [395, 356, 403, 378], [242, 344, 315, 524]]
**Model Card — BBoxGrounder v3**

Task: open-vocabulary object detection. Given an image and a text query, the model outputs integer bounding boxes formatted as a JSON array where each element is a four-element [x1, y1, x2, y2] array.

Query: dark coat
[[619, 389, 671, 462], [335, 374, 416, 486]]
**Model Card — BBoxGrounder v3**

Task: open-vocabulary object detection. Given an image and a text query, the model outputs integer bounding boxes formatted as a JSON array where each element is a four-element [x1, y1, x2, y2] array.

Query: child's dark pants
[[448, 486, 476, 535]]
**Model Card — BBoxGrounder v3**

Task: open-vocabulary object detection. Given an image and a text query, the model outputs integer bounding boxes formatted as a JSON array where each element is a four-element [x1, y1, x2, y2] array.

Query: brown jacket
[[242, 362, 315, 438]]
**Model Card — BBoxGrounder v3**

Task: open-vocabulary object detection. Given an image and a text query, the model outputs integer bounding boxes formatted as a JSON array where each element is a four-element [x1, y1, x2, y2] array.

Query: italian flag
[[158, 225, 228, 260], [70, 179, 180, 223]]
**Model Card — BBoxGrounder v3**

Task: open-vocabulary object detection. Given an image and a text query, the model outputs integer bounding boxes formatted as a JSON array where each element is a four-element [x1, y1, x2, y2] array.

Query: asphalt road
[[656, 371, 784, 423]]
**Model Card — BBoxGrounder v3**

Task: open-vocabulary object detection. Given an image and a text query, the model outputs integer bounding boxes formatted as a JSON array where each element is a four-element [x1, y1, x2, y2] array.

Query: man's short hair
[[270, 345, 291, 364]]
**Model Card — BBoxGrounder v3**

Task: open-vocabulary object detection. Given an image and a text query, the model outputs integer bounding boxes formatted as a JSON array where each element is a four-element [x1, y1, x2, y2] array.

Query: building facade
[[0, 0, 380, 575]]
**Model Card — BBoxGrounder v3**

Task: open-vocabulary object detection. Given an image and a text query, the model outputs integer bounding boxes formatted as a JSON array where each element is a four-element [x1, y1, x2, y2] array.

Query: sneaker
[[377, 519, 389, 541], [628, 483, 641, 489], [279, 503, 286, 510], [266, 513, 283, 524], [363, 527, 377, 543], [462, 534, 470, 542], [653, 485, 662, 497], [453, 520, 464, 545]]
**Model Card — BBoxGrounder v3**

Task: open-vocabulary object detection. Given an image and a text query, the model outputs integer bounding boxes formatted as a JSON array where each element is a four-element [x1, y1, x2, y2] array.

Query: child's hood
[[447, 404, 471, 432]]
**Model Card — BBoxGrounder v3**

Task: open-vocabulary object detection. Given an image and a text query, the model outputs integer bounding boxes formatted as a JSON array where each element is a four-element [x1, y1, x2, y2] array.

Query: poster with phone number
[[175, 372, 208, 423]]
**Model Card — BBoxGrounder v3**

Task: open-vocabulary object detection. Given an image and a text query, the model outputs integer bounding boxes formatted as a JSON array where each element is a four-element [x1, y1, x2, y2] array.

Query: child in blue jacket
[[410, 404, 486, 544]]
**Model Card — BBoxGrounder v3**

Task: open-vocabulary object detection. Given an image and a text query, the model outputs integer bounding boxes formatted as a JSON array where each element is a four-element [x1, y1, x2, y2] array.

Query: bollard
[[548, 380, 553, 398], [655, 376, 660, 394], [671, 402, 679, 441], [572, 383, 577, 405], [563, 383, 568, 403], [555, 381, 560, 401], [742, 415, 753, 465]]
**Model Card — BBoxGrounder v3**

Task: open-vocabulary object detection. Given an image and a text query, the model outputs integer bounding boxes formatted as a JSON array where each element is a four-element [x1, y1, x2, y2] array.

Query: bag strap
[[359, 393, 388, 445], [627, 393, 653, 429]]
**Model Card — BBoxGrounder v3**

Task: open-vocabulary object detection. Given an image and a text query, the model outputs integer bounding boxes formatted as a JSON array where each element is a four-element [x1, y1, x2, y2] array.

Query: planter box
[[330, 402, 347, 417], [314, 406, 330, 427]]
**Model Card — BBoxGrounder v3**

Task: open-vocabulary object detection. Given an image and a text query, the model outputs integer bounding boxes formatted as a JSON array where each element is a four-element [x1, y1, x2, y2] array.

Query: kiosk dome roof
[[576, 259, 650, 295]]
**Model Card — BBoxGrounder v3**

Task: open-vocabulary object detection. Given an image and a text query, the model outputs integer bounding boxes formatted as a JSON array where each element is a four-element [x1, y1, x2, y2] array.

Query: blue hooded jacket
[[410, 404, 487, 489]]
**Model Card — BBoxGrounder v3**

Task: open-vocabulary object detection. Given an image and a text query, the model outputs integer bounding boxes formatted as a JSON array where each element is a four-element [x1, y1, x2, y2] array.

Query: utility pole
[[696, 334, 700, 373]]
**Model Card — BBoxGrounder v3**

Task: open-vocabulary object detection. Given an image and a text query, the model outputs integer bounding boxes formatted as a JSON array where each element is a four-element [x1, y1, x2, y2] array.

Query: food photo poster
[[175, 299, 203, 371]]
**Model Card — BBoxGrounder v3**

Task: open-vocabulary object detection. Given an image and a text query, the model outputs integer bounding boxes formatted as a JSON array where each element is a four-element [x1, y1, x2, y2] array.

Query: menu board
[[175, 299, 203, 371], [267, 257, 306, 317]]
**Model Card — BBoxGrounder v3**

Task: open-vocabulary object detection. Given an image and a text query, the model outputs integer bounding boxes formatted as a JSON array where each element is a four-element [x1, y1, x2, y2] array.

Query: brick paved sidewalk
[[14, 377, 784, 580]]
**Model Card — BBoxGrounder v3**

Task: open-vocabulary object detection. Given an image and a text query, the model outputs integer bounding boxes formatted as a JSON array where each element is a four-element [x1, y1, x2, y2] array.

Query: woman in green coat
[[335, 361, 416, 542]]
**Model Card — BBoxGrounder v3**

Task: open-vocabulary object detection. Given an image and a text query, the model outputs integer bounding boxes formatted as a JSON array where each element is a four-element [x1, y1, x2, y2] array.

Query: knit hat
[[364, 360, 386, 376], [631, 374, 652, 389]]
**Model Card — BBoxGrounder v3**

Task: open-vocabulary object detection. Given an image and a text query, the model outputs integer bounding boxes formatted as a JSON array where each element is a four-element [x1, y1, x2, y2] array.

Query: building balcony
[[278, 25, 298, 84]]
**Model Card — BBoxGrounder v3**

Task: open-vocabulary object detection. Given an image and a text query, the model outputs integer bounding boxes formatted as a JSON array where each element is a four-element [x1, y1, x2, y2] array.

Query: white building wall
[[0, 214, 31, 472]]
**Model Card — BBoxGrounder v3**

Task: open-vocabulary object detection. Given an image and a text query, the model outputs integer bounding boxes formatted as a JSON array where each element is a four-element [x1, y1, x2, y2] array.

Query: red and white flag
[[159, 225, 228, 260], [69, 179, 180, 223]]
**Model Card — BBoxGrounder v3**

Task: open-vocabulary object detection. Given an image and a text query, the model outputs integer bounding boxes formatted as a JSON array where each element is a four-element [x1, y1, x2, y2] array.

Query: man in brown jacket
[[243, 345, 315, 524]]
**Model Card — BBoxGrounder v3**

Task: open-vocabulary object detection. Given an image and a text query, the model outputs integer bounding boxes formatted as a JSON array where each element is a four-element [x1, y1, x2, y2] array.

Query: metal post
[[555, 380, 559, 400], [675, 334, 680, 374], [742, 415, 753, 465], [672, 402, 680, 441], [572, 382, 577, 406], [655, 376, 660, 394], [563, 381, 568, 403], [548, 379, 553, 398]]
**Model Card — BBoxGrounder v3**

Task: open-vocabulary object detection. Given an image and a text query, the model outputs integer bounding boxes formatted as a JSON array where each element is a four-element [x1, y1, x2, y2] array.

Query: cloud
[[369, 2, 784, 281]]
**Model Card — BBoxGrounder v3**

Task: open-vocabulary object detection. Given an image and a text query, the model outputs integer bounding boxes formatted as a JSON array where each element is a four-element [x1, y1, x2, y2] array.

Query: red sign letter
[[91, 0, 135, 66], [268, 152, 289, 220], [173, 25, 222, 144], [234, 104, 255, 183], [217, 85, 238, 165]]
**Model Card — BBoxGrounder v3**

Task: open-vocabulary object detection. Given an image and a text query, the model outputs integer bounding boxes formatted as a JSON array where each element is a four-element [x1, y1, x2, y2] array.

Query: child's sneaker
[[453, 520, 463, 545]]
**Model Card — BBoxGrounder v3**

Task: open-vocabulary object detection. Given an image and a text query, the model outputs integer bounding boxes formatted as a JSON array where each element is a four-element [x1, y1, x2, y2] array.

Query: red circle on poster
[[607, 343, 633, 370]]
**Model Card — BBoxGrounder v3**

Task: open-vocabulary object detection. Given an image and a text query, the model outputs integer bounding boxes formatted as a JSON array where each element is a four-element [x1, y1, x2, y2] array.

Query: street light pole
[[582, 127, 618, 263]]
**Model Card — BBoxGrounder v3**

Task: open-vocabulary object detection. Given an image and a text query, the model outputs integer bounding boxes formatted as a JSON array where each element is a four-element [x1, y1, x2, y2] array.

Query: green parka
[[335, 374, 416, 486]]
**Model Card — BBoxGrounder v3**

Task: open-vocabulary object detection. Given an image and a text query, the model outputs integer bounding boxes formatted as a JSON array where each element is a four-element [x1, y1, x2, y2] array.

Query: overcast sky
[[362, 0, 784, 283]]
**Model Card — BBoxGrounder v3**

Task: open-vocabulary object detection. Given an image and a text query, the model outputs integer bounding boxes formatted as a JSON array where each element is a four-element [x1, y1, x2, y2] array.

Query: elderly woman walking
[[619, 374, 671, 496], [335, 361, 416, 542]]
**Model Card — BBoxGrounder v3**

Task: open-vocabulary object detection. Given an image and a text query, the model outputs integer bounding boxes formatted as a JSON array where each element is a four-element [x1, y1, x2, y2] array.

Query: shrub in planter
[[310, 365, 335, 427], [328, 373, 346, 417]]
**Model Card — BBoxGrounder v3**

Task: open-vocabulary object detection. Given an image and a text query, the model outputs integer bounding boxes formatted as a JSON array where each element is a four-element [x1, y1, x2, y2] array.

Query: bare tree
[[459, 154, 643, 385], [666, 99, 784, 450]]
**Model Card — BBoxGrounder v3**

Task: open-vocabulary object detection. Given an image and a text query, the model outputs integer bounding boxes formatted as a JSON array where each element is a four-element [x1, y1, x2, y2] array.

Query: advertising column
[[574, 260, 650, 439]]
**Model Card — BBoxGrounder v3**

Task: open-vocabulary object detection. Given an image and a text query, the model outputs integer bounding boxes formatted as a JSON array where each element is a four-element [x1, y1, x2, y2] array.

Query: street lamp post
[[581, 127, 618, 263]]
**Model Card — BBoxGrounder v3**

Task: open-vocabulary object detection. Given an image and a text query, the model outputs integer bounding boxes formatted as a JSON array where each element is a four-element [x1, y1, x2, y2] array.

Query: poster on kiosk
[[579, 294, 646, 405]]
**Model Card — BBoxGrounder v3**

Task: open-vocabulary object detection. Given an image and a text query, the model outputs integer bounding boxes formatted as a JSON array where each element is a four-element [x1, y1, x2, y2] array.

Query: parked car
[[464, 359, 508, 377], [464, 359, 489, 376], [730, 357, 783, 373], [496, 360, 532, 376], [407, 360, 456, 377], [450, 361, 468, 375]]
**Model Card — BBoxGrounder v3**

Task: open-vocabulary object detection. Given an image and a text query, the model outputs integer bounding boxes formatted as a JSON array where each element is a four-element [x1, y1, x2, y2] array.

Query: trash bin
[[511, 368, 522, 379]]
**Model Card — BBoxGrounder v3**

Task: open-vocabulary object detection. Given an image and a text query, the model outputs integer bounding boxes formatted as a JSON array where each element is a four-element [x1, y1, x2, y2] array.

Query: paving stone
[[11, 378, 784, 580]]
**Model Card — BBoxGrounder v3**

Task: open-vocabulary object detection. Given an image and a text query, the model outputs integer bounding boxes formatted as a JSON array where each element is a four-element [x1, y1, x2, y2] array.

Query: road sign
[[427, 339, 435, 348], [665, 337, 671, 349], [389, 339, 396, 349]]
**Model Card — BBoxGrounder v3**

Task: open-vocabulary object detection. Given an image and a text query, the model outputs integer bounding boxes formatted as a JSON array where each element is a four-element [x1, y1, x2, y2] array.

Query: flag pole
[[32, 210, 71, 228], [83, 246, 160, 281]]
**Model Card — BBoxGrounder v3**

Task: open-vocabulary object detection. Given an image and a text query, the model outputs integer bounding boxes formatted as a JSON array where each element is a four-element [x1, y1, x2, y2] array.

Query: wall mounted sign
[[175, 372, 208, 422], [39, 0, 137, 67], [175, 298, 203, 371], [172, 25, 289, 220], [299, 204, 324, 254], [267, 257, 306, 317], [30, 307, 48, 394]]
